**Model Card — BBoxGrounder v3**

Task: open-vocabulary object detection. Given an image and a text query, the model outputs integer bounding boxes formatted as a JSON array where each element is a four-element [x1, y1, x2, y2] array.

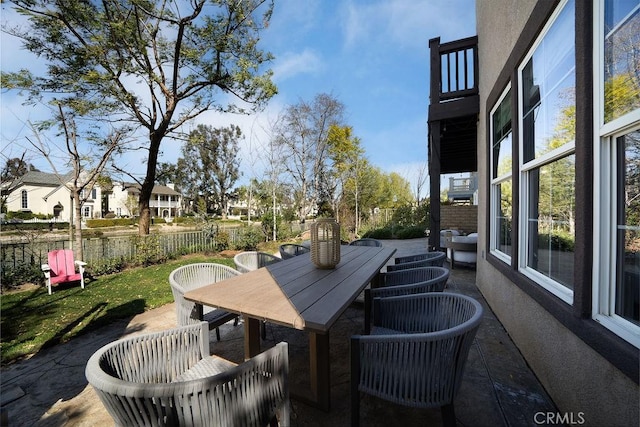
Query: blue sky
[[1, 0, 476, 195]]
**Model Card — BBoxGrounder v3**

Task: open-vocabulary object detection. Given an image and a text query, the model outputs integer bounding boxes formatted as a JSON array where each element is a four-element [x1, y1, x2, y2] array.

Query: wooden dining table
[[184, 244, 396, 411]]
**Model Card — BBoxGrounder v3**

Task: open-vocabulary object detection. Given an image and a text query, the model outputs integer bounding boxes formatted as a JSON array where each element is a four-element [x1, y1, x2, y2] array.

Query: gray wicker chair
[[169, 263, 240, 341], [364, 266, 450, 334], [279, 243, 310, 260], [86, 322, 290, 427], [351, 292, 483, 427], [349, 238, 383, 247], [233, 252, 281, 339], [234, 251, 282, 273], [387, 251, 446, 270]]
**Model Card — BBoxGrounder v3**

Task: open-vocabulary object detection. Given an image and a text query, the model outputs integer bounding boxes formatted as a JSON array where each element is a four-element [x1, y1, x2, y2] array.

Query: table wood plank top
[[184, 245, 396, 333]]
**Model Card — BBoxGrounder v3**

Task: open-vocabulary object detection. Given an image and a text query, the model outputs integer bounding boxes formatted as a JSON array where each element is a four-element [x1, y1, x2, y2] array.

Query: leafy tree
[[3, 0, 277, 235], [179, 124, 242, 219], [327, 124, 364, 230], [0, 154, 36, 212], [1, 156, 33, 183]]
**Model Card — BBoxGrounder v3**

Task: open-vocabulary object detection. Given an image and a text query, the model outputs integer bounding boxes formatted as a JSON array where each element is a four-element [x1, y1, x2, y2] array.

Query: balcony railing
[[429, 36, 478, 103]]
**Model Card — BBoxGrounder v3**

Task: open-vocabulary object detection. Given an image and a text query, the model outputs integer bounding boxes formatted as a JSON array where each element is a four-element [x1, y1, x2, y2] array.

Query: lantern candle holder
[[310, 218, 341, 269]]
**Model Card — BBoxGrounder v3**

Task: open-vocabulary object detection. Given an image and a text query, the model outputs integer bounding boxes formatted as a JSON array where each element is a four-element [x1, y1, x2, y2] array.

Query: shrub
[[1, 263, 44, 291], [234, 226, 264, 251], [363, 227, 393, 239], [87, 257, 127, 276], [395, 226, 427, 239], [86, 218, 136, 228], [133, 235, 165, 266]]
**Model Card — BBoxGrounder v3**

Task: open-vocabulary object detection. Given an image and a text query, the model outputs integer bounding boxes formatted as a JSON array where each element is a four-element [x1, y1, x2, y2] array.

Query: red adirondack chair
[[41, 249, 87, 295]]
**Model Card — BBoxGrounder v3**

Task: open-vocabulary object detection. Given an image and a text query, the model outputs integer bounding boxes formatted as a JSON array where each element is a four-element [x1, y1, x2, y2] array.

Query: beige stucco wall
[[475, 1, 639, 426], [5, 184, 74, 221]]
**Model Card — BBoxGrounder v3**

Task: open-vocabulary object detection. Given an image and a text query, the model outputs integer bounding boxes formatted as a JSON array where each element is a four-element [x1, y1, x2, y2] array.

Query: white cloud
[[339, 0, 476, 52], [271, 49, 324, 82]]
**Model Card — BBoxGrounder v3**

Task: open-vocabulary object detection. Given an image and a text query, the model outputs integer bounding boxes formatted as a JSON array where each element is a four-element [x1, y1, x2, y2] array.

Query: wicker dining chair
[[349, 238, 383, 247], [86, 322, 290, 427], [351, 292, 483, 427], [387, 251, 446, 270], [169, 263, 241, 341], [364, 266, 450, 334], [279, 243, 310, 260], [233, 251, 282, 273], [233, 251, 282, 339]]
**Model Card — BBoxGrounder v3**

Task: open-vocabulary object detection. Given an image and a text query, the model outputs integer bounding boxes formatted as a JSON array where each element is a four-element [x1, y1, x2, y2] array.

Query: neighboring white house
[[2, 170, 102, 222], [2, 172, 184, 221], [109, 182, 182, 218]]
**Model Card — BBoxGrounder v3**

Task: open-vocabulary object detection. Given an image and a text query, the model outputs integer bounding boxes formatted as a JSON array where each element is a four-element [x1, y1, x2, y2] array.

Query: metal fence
[[0, 228, 244, 269], [0, 223, 312, 269]]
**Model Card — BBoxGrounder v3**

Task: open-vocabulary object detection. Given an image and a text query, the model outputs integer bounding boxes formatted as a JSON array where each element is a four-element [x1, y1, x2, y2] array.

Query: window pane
[[521, 0, 575, 162], [527, 154, 576, 289], [496, 180, 513, 256], [616, 131, 640, 325], [493, 91, 512, 178], [604, 2, 640, 123]]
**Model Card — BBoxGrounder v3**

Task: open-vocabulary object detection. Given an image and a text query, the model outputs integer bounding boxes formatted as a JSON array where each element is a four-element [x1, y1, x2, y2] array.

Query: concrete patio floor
[[0, 238, 558, 426]]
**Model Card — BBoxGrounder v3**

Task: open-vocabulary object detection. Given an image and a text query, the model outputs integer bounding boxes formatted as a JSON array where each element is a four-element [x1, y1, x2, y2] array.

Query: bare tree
[[272, 93, 345, 221], [27, 104, 125, 259]]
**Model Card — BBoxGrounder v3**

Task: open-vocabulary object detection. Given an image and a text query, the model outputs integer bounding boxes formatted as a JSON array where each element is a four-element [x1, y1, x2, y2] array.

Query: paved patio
[[0, 238, 557, 426]]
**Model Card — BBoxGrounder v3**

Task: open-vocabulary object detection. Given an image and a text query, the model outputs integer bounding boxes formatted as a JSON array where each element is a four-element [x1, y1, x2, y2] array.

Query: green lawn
[[0, 255, 236, 365]]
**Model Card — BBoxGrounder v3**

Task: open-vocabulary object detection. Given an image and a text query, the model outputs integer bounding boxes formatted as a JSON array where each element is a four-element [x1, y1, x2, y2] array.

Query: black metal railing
[[429, 36, 478, 102]]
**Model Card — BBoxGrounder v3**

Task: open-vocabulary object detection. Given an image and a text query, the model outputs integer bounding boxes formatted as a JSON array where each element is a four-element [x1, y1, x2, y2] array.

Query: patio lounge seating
[[279, 243, 310, 259], [234, 251, 282, 273], [169, 263, 240, 341], [351, 292, 483, 427], [364, 266, 450, 334], [349, 238, 382, 247], [387, 251, 446, 270], [86, 322, 290, 427], [444, 233, 478, 269], [41, 249, 86, 295]]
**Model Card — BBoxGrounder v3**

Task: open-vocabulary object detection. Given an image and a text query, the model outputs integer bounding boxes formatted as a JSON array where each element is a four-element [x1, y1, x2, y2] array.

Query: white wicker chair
[[388, 251, 446, 270], [364, 266, 450, 334], [233, 251, 282, 273], [279, 243, 310, 260], [169, 263, 240, 341], [86, 322, 290, 427], [349, 238, 382, 247], [351, 292, 483, 427]]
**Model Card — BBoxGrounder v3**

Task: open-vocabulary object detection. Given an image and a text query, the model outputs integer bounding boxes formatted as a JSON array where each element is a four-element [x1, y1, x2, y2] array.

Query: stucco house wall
[[3, 171, 102, 221], [109, 182, 182, 218], [475, 1, 638, 426]]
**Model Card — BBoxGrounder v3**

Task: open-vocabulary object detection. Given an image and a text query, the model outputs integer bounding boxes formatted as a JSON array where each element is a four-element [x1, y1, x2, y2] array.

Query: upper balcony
[[428, 36, 479, 174]]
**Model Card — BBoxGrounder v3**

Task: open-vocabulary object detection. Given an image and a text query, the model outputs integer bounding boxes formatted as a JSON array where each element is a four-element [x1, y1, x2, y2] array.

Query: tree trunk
[[138, 134, 162, 235], [73, 193, 84, 260]]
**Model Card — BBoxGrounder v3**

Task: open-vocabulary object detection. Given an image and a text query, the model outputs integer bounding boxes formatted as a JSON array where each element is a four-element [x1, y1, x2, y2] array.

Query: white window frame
[[592, 0, 640, 348], [517, 0, 576, 304], [490, 84, 513, 263]]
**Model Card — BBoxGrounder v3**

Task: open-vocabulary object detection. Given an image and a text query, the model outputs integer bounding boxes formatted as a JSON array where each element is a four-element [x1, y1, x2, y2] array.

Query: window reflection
[[521, 0, 576, 161], [616, 130, 640, 325], [527, 155, 576, 289], [496, 180, 513, 256], [604, 1, 640, 123]]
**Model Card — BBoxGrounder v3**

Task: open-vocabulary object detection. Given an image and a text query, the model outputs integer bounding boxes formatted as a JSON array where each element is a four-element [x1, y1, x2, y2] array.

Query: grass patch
[[0, 255, 235, 365]]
